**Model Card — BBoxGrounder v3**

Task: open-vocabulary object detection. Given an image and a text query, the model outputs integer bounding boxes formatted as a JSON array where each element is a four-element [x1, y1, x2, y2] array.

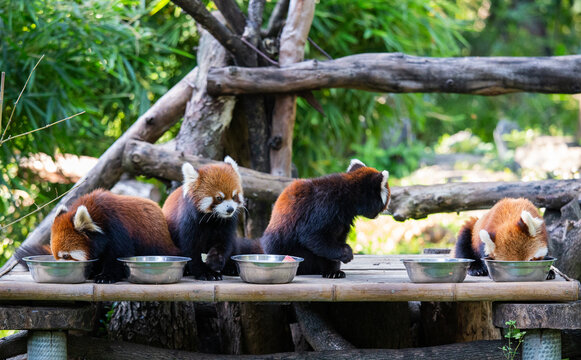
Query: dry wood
[[122, 140, 293, 203], [0, 68, 197, 277], [293, 302, 355, 351], [171, 0, 253, 67], [262, 0, 290, 38], [174, 15, 236, 160], [388, 179, 581, 221], [66, 336, 513, 359], [0, 331, 27, 360], [213, 0, 246, 34], [270, 0, 315, 177], [207, 53, 581, 96], [493, 301, 581, 330]]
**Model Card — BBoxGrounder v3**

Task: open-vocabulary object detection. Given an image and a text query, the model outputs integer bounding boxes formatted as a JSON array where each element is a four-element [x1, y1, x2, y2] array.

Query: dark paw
[[206, 249, 225, 272], [339, 244, 354, 263], [468, 266, 488, 277], [95, 274, 118, 284], [322, 270, 346, 279], [546, 269, 556, 280], [195, 270, 223, 281]]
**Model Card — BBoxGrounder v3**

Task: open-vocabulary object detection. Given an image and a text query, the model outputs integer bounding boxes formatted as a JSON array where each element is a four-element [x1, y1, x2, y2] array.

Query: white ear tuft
[[224, 156, 241, 177], [479, 229, 495, 255], [380, 170, 390, 206], [347, 159, 366, 172], [73, 206, 103, 233], [182, 163, 198, 184], [521, 210, 544, 237], [55, 205, 68, 218]]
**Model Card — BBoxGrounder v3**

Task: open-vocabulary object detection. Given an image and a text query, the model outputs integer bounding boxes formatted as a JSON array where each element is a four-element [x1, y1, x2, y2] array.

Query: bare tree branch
[[262, 0, 290, 38], [213, 0, 246, 35], [171, 0, 253, 66], [207, 53, 581, 96]]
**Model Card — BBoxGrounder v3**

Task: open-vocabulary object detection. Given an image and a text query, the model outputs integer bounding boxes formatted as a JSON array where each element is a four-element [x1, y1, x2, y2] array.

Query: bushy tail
[[454, 217, 477, 259]]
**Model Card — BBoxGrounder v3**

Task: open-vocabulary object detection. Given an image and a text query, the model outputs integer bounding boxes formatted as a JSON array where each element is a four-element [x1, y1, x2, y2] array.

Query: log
[[0, 331, 27, 360], [207, 53, 581, 96], [493, 301, 581, 330], [174, 14, 236, 160], [0, 67, 198, 277], [122, 146, 581, 221], [293, 303, 355, 351], [269, 0, 315, 177], [66, 336, 515, 359], [0, 303, 95, 331], [388, 179, 581, 221], [122, 140, 293, 204]]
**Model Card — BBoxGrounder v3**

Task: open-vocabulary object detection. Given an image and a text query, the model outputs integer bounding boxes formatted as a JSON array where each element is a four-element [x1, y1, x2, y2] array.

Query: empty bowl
[[24, 255, 98, 283], [231, 254, 304, 284], [402, 258, 474, 283], [117, 256, 191, 284], [484, 257, 556, 282]]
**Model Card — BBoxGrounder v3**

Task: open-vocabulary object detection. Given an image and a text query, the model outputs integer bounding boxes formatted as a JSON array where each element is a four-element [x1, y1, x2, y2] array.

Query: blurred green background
[[1, 0, 580, 269]]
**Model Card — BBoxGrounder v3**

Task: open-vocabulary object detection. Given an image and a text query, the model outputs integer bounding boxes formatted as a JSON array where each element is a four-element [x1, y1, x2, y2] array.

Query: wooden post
[[269, 0, 315, 177]]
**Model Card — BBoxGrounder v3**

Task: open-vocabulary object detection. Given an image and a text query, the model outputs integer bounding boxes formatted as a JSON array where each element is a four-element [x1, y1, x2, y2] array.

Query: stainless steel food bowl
[[484, 257, 556, 282], [24, 255, 98, 284], [402, 258, 474, 283], [117, 256, 191, 284], [231, 254, 304, 284]]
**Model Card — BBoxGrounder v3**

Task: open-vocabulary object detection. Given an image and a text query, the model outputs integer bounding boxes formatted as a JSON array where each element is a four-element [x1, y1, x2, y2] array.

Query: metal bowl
[[402, 258, 474, 283], [484, 257, 556, 282], [117, 256, 191, 284], [23, 255, 98, 284], [231, 254, 304, 284]]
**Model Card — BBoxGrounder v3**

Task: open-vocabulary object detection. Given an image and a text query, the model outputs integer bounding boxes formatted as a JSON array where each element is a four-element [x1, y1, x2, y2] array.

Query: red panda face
[[479, 209, 548, 261], [182, 157, 244, 219], [50, 205, 96, 261], [346, 159, 391, 213]]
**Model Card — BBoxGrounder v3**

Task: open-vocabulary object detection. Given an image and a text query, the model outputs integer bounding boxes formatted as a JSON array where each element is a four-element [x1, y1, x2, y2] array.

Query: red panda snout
[[51, 213, 91, 262]]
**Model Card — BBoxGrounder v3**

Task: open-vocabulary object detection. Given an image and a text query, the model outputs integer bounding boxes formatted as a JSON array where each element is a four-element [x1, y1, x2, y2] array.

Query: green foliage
[[294, 0, 473, 177], [0, 0, 196, 265], [501, 320, 526, 360]]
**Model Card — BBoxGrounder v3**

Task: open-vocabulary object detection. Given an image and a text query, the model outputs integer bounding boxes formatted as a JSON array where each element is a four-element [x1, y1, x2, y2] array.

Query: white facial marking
[[531, 247, 548, 260], [346, 159, 366, 172], [182, 163, 199, 198], [217, 191, 225, 198], [380, 170, 390, 206], [73, 206, 103, 233], [521, 210, 544, 237], [233, 189, 237, 196], [479, 229, 495, 255], [214, 199, 239, 218], [57, 250, 88, 261], [198, 197, 213, 212], [224, 156, 241, 177]]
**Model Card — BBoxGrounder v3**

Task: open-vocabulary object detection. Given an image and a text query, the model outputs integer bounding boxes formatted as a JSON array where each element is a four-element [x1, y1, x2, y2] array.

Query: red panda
[[51, 189, 179, 283], [454, 198, 551, 276], [260, 159, 391, 278], [162, 156, 262, 281]]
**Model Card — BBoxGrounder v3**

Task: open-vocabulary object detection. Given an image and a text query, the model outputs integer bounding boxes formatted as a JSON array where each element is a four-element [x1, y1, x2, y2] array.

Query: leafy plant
[[501, 320, 526, 360]]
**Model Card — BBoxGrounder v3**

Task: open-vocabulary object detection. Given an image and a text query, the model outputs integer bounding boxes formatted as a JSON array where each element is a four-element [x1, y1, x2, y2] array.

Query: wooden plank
[[0, 255, 578, 302]]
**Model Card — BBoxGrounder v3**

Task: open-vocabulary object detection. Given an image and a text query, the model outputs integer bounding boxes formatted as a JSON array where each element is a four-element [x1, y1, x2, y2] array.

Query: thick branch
[[262, 0, 290, 38], [207, 53, 581, 96], [213, 0, 246, 34], [269, 0, 315, 177], [123, 140, 581, 220], [389, 179, 581, 221], [171, 0, 253, 66], [293, 303, 355, 351], [0, 69, 197, 277], [0, 331, 27, 359], [123, 140, 292, 203]]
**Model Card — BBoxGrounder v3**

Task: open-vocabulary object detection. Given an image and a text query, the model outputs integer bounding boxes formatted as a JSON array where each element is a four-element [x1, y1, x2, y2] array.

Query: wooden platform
[[0, 255, 578, 303]]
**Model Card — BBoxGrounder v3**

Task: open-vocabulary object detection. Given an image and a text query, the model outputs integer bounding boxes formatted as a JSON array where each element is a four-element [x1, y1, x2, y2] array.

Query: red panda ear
[[519, 210, 544, 237], [182, 162, 199, 197], [479, 230, 496, 255], [73, 206, 103, 234], [55, 205, 68, 218], [347, 159, 366, 173], [224, 156, 241, 178]]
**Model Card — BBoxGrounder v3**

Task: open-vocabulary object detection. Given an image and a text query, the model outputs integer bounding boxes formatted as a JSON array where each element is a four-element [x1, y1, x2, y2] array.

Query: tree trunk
[[269, 0, 315, 177], [207, 53, 581, 96]]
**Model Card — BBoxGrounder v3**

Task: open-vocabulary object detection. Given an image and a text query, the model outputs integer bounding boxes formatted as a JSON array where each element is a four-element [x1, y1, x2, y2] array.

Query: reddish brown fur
[[472, 198, 548, 261], [51, 189, 176, 260]]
